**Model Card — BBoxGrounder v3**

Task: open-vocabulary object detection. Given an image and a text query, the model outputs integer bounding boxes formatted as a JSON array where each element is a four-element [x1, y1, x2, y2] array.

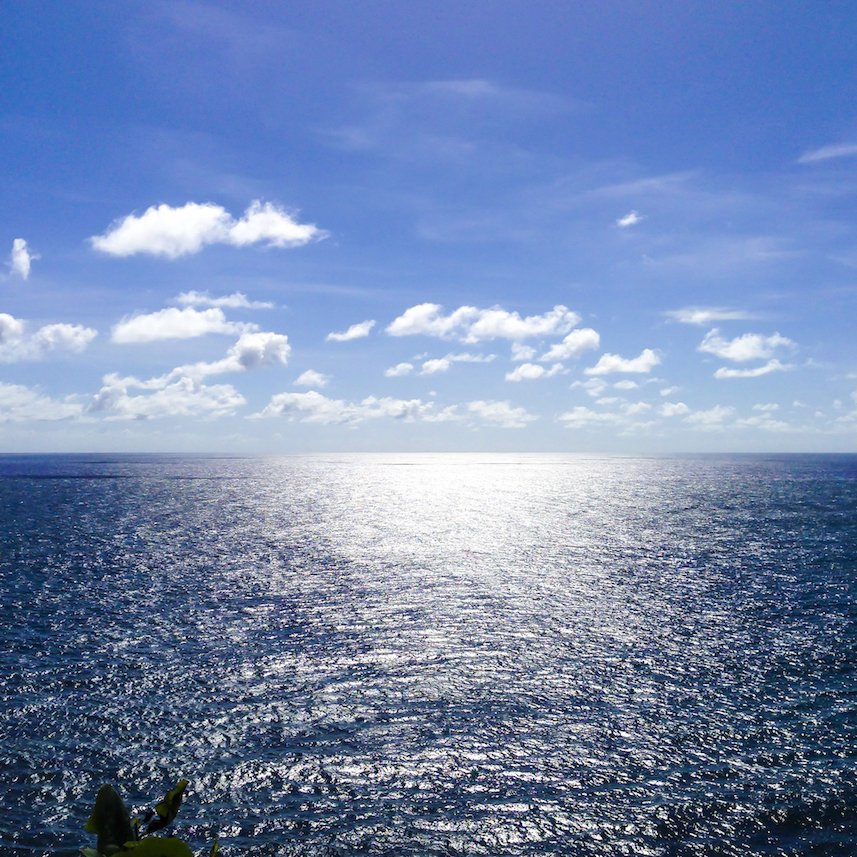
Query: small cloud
[[714, 359, 791, 379], [659, 386, 679, 397], [294, 369, 330, 388], [387, 302, 580, 343], [384, 362, 414, 378], [798, 142, 857, 164], [0, 382, 83, 422], [326, 319, 376, 342], [616, 210, 642, 228], [699, 328, 794, 362], [505, 362, 563, 382], [585, 348, 661, 376], [0, 313, 97, 362], [753, 403, 780, 412], [665, 307, 756, 326], [112, 307, 256, 344], [420, 352, 495, 375], [684, 405, 734, 428], [540, 328, 600, 362], [8, 239, 38, 280], [558, 406, 622, 429], [511, 342, 536, 362], [174, 290, 274, 309], [614, 380, 638, 390], [466, 399, 537, 428], [660, 402, 690, 417], [90, 200, 326, 258]]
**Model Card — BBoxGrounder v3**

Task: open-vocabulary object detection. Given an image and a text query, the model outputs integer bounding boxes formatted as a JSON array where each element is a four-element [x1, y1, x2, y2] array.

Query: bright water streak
[[1, 454, 856, 855]]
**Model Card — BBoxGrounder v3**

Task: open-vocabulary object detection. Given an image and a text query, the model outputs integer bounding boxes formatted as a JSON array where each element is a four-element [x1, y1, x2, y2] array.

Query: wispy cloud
[[798, 142, 857, 164], [175, 290, 274, 309], [91, 200, 326, 258], [466, 400, 537, 428], [0, 383, 83, 422], [714, 359, 791, 379], [665, 307, 756, 326], [326, 319, 376, 342]]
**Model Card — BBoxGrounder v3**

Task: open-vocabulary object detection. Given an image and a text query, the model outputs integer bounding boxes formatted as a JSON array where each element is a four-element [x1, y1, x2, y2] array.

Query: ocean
[[1, 453, 855, 855]]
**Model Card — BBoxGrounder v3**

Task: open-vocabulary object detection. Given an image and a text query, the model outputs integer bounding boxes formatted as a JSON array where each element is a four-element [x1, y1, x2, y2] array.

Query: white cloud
[[466, 400, 537, 428], [558, 406, 622, 428], [174, 290, 274, 309], [171, 332, 290, 379], [572, 378, 608, 397], [505, 362, 563, 382], [8, 238, 37, 280], [294, 369, 330, 388], [386, 303, 580, 343], [511, 342, 536, 361], [326, 319, 376, 342], [798, 142, 857, 164], [614, 380, 638, 390], [753, 403, 780, 412], [713, 359, 791, 379], [685, 405, 734, 428], [665, 307, 756, 325], [112, 307, 255, 343], [585, 348, 661, 375], [660, 386, 679, 397], [734, 415, 791, 432], [660, 402, 690, 417], [90, 200, 326, 258], [540, 327, 600, 362], [0, 383, 83, 422], [420, 352, 495, 375], [255, 391, 460, 425], [91, 375, 245, 420], [0, 313, 97, 362], [384, 362, 414, 377], [623, 401, 651, 416], [699, 328, 794, 362], [616, 210, 642, 228]]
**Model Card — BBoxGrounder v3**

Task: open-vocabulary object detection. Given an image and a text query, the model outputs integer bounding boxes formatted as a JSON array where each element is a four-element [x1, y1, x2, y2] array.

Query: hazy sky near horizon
[[3, 1, 857, 452]]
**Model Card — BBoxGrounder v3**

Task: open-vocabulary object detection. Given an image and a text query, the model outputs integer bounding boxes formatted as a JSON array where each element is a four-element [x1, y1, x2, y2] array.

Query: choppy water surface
[[1, 454, 856, 855]]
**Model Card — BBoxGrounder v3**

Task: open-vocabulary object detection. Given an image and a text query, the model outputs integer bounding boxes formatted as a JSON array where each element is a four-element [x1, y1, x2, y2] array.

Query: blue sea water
[[1, 453, 856, 856]]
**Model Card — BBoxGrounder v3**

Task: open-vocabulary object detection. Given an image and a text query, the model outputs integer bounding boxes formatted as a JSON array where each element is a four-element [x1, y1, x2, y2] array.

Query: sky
[[2, 1, 857, 453]]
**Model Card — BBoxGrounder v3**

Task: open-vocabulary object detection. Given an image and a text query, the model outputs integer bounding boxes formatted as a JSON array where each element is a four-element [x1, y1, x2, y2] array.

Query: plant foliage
[[81, 779, 216, 857]]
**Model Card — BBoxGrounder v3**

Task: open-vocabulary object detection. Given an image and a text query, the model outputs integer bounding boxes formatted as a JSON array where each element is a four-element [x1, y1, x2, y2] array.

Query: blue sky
[[2, 1, 857, 452]]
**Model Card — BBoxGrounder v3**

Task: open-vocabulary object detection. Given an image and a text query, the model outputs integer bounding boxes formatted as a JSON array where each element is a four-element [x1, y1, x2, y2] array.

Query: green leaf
[[209, 839, 219, 857], [84, 785, 135, 855], [117, 839, 194, 857], [80, 849, 100, 857], [146, 780, 189, 833]]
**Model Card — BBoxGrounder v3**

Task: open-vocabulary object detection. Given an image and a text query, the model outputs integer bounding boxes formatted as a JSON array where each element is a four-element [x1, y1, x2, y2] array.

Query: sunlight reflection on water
[[1, 454, 856, 855]]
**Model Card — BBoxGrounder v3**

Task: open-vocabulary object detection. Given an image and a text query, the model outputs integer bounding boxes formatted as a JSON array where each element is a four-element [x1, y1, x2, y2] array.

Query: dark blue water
[[1, 454, 856, 856]]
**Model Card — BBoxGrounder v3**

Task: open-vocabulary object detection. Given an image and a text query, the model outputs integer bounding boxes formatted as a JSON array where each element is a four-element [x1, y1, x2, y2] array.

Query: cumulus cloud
[[713, 359, 791, 379], [112, 307, 256, 343], [540, 328, 600, 362], [90, 200, 326, 258], [8, 238, 37, 280], [699, 328, 794, 362], [386, 303, 580, 343], [616, 210, 642, 228], [505, 362, 563, 382], [174, 290, 274, 309], [511, 342, 536, 361], [420, 352, 495, 375], [384, 362, 414, 377], [798, 142, 857, 164], [572, 378, 608, 397], [558, 406, 623, 428], [326, 320, 376, 342], [0, 382, 83, 422], [294, 369, 330, 388], [170, 332, 290, 380], [0, 313, 97, 362], [684, 405, 734, 428], [585, 348, 661, 376], [255, 391, 459, 425], [734, 415, 791, 432], [466, 400, 537, 428], [91, 375, 245, 420], [614, 380, 638, 390], [665, 307, 756, 325], [660, 402, 690, 417]]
